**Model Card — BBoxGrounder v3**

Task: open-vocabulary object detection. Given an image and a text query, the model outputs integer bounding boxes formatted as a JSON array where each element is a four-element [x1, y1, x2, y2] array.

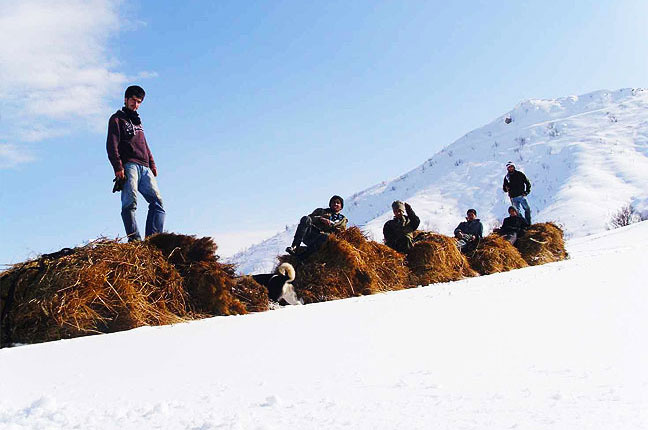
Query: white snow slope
[[1, 221, 647, 430], [230, 88, 648, 274]]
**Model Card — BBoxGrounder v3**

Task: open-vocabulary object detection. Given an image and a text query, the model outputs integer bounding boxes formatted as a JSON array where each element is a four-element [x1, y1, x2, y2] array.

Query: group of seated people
[[286, 195, 530, 257]]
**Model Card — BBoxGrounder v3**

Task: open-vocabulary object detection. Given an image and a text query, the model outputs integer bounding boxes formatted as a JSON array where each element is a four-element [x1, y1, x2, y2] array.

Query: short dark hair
[[467, 208, 477, 216], [329, 195, 344, 209], [125, 85, 146, 100]]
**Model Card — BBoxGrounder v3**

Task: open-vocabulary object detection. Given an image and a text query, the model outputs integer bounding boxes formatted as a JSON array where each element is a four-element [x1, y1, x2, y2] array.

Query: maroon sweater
[[106, 110, 156, 173]]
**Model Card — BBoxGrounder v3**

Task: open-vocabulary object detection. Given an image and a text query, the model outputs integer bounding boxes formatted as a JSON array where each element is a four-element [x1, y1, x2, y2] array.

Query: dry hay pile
[[466, 234, 528, 275], [0, 239, 189, 347], [406, 232, 478, 286], [232, 276, 270, 313], [515, 222, 568, 266], [147, 233, 268, 315], [278, 227, 410, 304]]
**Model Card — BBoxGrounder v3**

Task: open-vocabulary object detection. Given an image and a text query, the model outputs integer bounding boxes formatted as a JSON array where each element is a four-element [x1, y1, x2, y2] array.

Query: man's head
[[329, 195, 344, 213], [506, 161, 515, 173], [392, 200, 405, 218], [466, 208, 477, 221], [124, 85, 146, 111], [508, 206, 518, 216]]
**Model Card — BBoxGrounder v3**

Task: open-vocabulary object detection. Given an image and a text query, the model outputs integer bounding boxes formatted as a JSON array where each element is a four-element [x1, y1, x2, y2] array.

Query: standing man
[[383, 200, 420, 253], [286, 195, 347, 256], [502, 162, 532, 224], [106, 85, 165, 242]]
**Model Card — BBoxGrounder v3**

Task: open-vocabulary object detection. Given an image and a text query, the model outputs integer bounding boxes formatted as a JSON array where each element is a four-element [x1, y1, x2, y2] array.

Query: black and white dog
[[252, 262, 301, 305]]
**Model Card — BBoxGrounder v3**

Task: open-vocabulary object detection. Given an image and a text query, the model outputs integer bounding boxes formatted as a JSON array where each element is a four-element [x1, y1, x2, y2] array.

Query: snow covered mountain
[[2, 221, 647, 429], [230, 88, 648, 274]]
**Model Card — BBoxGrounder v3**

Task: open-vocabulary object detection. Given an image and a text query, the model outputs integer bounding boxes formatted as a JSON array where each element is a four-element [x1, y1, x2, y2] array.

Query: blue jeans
[[510, 195, 531, 224], [121, 162, 165, 241]]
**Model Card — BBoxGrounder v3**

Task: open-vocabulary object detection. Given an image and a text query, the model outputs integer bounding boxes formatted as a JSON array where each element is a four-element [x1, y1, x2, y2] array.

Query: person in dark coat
[[454, 208, 483, 252], [494, 206, 529, 244], [106, 85, 165, 242], [286, 195, 348, 256], [383, 201, 421, 253], [503, 162, 532, 224]]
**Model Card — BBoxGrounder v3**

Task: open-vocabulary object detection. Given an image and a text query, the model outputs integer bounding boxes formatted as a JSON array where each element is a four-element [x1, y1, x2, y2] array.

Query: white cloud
[[0, 0, 150, 167], [0, 143, 34, 168]]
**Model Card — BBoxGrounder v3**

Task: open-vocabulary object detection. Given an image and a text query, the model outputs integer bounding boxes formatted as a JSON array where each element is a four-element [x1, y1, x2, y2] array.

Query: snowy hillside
[[230, 88, 648, 274], [2, 221, 647, 429]]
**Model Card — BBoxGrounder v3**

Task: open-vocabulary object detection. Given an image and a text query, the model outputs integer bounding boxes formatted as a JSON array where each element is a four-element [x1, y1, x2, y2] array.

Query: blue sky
[[2, 0, 648, 263]]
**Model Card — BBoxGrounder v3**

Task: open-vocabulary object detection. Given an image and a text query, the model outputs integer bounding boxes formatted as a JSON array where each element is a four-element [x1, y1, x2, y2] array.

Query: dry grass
[[232, 276, 270, 313], [0, 239, 189, 346], [146, 233, 256, 315], [279, 227, 410, 304], [406, 233, 478, 286], [466, 234, 528, 275], [515, 222, 568, 265]]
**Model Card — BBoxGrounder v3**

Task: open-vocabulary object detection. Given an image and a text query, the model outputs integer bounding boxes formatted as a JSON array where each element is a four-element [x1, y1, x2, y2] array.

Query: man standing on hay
[[383, 200, 420, 253], [106, 85, 165, 242], [494, 206, 529, 244], [286, 195, 348, 256], [454, 208, 483, 252], [503, 161, 532, 224]]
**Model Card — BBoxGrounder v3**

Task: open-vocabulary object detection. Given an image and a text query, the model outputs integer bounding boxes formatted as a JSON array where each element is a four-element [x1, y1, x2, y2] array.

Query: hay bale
[[278, 227, 410, 304], [467, 234, 528, 275], [147, 233, 254, 315], [515, 222, 568, 266], [0, 239, 189, 347], [233, 276, 270, 313], [406, 233, 478, 286]]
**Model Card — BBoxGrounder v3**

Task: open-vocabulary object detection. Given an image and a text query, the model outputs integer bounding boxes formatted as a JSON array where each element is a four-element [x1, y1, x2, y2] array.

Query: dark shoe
[[285, 246, 297, 255]]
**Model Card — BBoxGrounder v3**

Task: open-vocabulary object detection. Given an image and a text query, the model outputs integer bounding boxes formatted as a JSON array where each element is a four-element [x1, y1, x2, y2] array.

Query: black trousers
[[292, 216, 328, 251]]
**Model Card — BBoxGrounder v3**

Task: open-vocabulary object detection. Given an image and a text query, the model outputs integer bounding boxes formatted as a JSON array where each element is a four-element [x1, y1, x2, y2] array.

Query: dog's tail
[[276, 262, 295, 282]]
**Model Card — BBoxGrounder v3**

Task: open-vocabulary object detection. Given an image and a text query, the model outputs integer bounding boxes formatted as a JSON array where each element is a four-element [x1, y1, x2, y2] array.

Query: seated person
[[286, 195, 348, 256], [494, 206, 529, 244], [454, 208, 483, 252], [383, 200, 420, 253]]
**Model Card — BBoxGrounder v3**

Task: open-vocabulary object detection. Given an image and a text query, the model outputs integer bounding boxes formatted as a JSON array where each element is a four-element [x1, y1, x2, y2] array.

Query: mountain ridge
[[229, 88, 648, 274]]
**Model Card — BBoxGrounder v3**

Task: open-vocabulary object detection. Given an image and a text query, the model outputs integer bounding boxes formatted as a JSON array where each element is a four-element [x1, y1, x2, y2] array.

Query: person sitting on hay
[[286, 195, 348, 257], [383, 200, 420, 253], [454, 208, 483, 253], [494, 206, 529, 244]]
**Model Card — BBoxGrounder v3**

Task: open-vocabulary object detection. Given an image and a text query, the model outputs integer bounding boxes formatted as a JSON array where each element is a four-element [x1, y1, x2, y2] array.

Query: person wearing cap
[[106, 85, 165, 242], [383, 201, 420, 253], [494, 206, 529, 244], [454, 209, 483, 252], [286, 195, 348, 256], [502, 162, 532, 224]]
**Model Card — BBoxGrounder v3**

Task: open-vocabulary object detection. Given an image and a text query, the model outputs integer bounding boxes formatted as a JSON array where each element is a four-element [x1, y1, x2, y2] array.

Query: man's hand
[[151, 166, 158, 177], [115, 170, 125, 180], [321, 217, 332, 226], [404, 202, 412, 211]]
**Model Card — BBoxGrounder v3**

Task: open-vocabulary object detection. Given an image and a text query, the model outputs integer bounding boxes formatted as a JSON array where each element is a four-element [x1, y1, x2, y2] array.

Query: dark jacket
[[383, 205, 421, 253], [503, 170, 531, 198], [309, 208, 348, 233], [454, 219, 483, 239], [106, 109, 155, 173], [499, 215, 529, 235]]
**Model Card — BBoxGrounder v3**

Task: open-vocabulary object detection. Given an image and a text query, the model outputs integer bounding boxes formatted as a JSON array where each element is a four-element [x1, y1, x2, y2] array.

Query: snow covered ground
[[230, 88, 648, 274], [1, 221, 647, 429]]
